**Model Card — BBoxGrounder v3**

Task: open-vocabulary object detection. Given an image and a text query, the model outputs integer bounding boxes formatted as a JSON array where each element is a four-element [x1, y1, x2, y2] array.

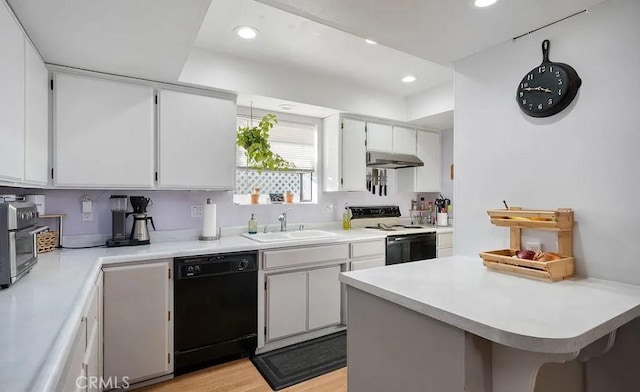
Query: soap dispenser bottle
[[248, 214, 258, 234], [342, 206, 351, 230]]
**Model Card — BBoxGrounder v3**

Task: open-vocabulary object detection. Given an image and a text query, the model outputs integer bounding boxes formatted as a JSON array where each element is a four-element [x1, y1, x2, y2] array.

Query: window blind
[[236, 115, 317, 171]]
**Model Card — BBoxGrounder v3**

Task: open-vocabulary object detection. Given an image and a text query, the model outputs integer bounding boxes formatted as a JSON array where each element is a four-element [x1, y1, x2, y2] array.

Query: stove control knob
[[194, 265, 201, 273], [186, 266, 195, 275]]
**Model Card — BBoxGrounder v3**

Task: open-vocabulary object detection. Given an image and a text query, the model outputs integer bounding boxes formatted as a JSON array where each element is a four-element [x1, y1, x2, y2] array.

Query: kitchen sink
[[242, 230, 338, 243], [242, 232, 290, 242], [287, 230, 338, 239]]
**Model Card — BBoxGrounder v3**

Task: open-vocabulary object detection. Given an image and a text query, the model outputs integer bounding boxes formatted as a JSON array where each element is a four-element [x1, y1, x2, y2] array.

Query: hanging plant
[[236, 114, 295, 172]]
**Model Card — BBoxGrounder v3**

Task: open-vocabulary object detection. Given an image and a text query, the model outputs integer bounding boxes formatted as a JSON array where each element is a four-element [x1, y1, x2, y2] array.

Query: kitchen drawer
[[437, 247, 454, 258], [263, 244, 349, 270], [437, 232, 453, 249], [350, 240, 386, 259], [350, 257, 386, 271]]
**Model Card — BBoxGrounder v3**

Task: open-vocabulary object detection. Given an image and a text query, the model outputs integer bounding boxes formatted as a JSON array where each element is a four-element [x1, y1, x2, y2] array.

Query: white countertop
[[0, 228, 386, 392], [340, 256, 640, 354]]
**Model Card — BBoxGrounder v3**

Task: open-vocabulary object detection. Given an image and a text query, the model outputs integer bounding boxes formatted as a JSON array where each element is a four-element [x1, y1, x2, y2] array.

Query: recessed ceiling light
[[278, 104, 296, 111], [235, 26, 259, 40], [402, 75, 417, 83], [365, 39, 377, 45], [473, 0, 498, 7]]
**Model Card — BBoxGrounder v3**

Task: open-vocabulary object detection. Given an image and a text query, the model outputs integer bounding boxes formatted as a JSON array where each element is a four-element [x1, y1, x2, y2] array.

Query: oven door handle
[[30, 226, 49, 257], [29, 226, 49, 236], [388, 234, 435, 243]]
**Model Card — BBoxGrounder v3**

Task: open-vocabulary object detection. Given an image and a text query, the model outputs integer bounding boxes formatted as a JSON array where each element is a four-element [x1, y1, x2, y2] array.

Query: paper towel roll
[[437, 212, 448, 227], [201, 198, 217, 239]]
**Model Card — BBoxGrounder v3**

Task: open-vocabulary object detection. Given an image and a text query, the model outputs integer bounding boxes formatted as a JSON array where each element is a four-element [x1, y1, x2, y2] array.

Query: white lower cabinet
[[265, 264, 345, 343], [308, 266, 342, 330], [437, 232, 454, 258], [85, 324, 100, 392], [437, 247, 454, 258], [60, 317, 87, 392], [103, 260, 172, 386], [350, 257, 386, 271], [265, 258, 348, 341], [58, 272, 102, 392], [350, 240, 386, 271], [266, 271, 308, 341]]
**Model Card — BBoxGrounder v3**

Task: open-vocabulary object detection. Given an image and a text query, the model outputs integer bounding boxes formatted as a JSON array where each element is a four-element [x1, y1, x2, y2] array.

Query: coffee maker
[[106, 195, 135, 247], [129, 196, 155, 245], [106, 195, 155, 247]]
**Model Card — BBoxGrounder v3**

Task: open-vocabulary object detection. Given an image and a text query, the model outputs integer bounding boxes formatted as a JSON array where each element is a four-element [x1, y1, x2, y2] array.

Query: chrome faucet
[[278, 209, 293, 232]]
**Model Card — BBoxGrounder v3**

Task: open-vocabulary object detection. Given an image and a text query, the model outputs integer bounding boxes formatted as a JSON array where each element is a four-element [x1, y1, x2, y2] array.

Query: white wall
[[180, 48, 408, 121], [440, 128, 454, 206], [454, 0, 640, 284], [406, 81, 454, 122]]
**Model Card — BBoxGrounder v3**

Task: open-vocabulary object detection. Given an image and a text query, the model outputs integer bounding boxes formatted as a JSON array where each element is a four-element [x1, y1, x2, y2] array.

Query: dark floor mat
[[251, 331, 346, 390]]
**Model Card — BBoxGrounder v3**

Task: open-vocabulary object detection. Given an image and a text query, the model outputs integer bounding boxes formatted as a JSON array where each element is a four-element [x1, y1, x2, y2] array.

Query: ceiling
[[7, 0, 212, 81], [254, 0, 608, 65], [410, 110, 454, 130], [5, 0, 608, 127], [236, 93, 339, 118], [194, 0, 453, 97]]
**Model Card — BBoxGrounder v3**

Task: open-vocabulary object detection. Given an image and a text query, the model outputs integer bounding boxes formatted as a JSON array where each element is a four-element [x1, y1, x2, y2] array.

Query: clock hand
[[523, 86, 553, 93]]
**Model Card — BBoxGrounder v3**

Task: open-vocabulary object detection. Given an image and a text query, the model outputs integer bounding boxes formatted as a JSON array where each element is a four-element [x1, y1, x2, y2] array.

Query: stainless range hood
[[366, 151, 424, 169]]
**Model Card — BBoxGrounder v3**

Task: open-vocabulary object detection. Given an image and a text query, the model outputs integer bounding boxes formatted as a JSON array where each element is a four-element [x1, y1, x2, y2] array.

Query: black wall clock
[[516, 40, 582, 117]]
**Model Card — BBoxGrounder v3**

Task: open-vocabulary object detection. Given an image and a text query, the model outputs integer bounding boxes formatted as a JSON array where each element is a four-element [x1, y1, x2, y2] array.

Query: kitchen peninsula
[[340, 256, 640, 392]]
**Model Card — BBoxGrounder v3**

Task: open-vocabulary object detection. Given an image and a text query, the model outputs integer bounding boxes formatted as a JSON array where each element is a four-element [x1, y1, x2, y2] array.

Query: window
[[234, 114, 317, 204]]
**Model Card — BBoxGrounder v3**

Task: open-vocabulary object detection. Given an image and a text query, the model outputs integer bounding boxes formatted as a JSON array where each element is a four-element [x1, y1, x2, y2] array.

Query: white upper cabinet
[[341, 118, 367, 191], [53, 73, 155, 188], [393, 126, 417, 155], [24, 41, 49, 185], [366, 122, 393, 152], [158, 90, 236, 190], [397, 130, 441, 193], [416, 130, 441, 192], [322, 114, 367, 192], [0, 3, 25, 182]]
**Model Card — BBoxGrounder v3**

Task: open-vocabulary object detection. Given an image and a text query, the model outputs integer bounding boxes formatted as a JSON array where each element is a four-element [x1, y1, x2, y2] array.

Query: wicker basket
[[37, 231, 59, 253]]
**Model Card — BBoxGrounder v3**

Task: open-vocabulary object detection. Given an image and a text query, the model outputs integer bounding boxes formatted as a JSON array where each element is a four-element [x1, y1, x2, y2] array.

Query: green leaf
[[236, 114, 295, 172]]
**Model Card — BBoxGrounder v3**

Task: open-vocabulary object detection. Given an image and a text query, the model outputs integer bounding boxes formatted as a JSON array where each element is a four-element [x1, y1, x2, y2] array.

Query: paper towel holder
[[199, 227, 221, 241], [199, 198, 220, 241]]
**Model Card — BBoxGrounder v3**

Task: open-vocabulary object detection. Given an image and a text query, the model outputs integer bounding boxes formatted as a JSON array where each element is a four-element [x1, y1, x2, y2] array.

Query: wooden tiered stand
[[479, 207, 574, 282]]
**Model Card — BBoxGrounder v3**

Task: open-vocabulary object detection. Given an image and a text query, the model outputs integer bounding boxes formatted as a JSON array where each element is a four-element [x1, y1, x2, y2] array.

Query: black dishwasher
[[174, 251, 258, 375], [386, 232, 437, 265]]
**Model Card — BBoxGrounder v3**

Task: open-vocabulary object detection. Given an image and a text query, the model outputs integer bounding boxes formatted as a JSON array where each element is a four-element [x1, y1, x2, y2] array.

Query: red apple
[[516, 250, 536, 260]]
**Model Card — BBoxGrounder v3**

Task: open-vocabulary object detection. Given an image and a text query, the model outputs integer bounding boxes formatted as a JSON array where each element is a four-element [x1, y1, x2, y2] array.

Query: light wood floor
[[139, 359, 347, 392]]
